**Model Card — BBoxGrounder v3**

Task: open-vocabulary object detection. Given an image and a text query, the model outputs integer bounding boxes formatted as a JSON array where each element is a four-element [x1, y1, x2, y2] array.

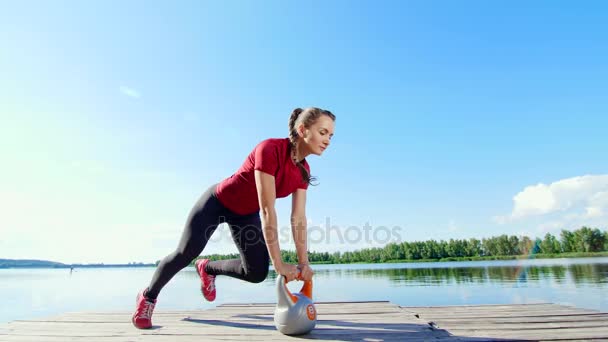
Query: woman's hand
[[298, 263, 314, 282], [276, 262, 300, 283]]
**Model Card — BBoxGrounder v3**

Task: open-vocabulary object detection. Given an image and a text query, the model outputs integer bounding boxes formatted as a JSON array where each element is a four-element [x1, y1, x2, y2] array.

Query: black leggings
[[146, 184, 269, 299]]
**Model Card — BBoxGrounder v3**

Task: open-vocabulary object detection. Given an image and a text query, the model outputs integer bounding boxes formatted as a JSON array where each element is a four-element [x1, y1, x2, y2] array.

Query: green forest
[[198, 226, 608, 265]]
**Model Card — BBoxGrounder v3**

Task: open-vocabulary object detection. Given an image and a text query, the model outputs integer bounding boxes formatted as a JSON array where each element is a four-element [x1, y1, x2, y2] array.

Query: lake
[[1, 257, 607, 324]]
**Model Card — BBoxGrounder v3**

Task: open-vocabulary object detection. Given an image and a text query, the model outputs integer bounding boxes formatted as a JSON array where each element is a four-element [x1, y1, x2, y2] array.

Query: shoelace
[[139, 301, 155, 319], [205, 275, 216, 292]]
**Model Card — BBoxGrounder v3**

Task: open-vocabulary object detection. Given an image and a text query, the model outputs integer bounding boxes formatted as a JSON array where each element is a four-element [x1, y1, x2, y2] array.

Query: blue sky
[[1, 1, 607, 263]]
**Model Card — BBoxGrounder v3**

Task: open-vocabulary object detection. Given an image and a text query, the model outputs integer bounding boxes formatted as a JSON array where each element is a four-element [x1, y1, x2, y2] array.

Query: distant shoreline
[[0, 264, 157, 269], [3, 252, 607, 269], [0, 259, 155, 269]]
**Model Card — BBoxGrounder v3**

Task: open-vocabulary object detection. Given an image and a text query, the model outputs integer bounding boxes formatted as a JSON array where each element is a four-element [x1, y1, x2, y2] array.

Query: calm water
[[1, 257, 607, 323]]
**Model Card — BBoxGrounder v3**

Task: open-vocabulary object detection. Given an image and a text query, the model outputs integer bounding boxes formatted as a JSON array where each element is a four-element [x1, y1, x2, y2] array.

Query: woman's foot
[[132, 289, 156, 329], [195, 259, 216, 301]]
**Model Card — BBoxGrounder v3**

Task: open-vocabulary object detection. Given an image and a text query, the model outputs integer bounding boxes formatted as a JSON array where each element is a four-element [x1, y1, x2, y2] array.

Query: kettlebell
[[273, 269, 317, 335]]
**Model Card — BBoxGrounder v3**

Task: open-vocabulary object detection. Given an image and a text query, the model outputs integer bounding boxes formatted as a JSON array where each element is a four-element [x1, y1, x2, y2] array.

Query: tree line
[[197, 226, 608, 264]]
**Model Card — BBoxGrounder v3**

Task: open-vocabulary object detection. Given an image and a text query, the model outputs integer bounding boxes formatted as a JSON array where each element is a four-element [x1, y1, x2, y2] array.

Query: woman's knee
[[246, 265, 269, 283], [245, 255, 269, 283]]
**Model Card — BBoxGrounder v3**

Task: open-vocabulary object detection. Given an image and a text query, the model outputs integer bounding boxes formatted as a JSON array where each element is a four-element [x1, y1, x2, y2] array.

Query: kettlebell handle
[[282, 267, 313, 301], [283, 265, 303, 283]]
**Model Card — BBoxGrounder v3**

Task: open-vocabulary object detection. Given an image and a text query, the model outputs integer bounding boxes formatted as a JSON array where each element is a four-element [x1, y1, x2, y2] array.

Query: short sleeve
[[298, 160, 311, 190], [253, 140, 279, 176]]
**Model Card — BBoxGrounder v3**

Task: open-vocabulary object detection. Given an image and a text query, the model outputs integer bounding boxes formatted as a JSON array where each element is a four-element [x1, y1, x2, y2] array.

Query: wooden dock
[[1, 301, 607, 341]]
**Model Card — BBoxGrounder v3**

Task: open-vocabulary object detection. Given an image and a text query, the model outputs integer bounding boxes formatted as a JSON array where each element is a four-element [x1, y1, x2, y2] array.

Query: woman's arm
[[291, 188, 309, 264], [255, 170, 298, 281], [291, 188, 314, 281]]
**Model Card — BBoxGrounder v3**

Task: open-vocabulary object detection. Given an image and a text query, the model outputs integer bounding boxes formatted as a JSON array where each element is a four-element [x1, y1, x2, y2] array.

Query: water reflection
[[1, 258, 607, 324], [275, 262, 608, 287]]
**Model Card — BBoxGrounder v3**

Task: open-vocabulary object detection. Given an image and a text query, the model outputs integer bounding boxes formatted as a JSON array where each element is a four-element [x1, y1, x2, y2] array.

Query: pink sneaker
[[132, 289, 156, 329], [195, 259, 216, 301]]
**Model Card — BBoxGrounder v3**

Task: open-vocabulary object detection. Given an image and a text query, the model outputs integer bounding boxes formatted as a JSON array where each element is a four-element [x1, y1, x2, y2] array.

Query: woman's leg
[[204, 212, 270, 283], [145, 185, 224, 299]]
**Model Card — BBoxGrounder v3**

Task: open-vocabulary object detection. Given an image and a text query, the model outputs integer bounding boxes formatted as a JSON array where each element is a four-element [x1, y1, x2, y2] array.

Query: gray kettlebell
[[273, 270, 317, 335]]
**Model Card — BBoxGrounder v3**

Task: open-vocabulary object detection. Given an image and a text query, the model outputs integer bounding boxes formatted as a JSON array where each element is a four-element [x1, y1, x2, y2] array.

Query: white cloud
[[119, 85, 141, 98], [586, 190, 608, 218], [505, 175, 608, 220], [512, 183, 557, 218], [495, 175, 608, 235]]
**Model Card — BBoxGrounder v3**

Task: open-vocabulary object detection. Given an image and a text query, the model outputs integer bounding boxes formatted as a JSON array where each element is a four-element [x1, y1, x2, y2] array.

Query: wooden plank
[[412, 311, 605, 320], [435, 320, 608, 330], [3, 317, 435, 332], [0, 302, 447, 342], [53, 315, 427, 326], [1, 327, 447, 340], [406, 303, 608, 341], [220, 300, 392, 306], [405, 307, 601, 315], [405, 307, 597, 315], [403, 303, 559, 309], [399, 303, 572, 310], [0, 337, 140, 342], [42, 314, 408, 323], [53, 301, 402, 317], [402, 304, 599, 314], [446, 326, 608, 340], [47, 309, 407, 323], [203, 308, 403, 315], [214, 303, 403, 311], [3, 302, 607, 342], [413, 313, 608, 324]]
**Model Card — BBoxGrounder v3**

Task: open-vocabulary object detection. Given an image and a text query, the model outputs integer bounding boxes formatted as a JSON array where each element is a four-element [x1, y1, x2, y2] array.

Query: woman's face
[[299, 115, 335, 156]]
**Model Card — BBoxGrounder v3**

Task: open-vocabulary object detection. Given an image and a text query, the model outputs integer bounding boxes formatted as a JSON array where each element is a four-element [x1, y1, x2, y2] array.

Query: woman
[[132, 107, 336, 329]]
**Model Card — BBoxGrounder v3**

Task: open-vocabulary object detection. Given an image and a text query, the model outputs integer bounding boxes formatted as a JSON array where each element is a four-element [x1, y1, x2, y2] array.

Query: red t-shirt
[[215, 138, 310, 215]]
